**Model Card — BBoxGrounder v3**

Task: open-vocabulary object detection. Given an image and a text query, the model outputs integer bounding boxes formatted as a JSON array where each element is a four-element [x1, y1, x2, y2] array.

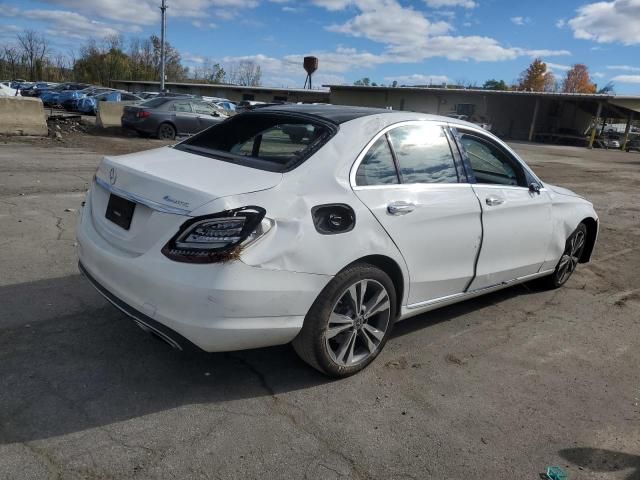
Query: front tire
[[293, 263, 396, 377], [543, 223, 587, 289]]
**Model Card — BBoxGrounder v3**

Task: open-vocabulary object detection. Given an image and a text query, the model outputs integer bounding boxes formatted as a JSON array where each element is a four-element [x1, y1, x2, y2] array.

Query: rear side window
[[388, 125, 459, 184], [176, 113, 335, 172], [171, 102, 192, 112], [356, 137, 399, 186], [141, 98, 170, 108]]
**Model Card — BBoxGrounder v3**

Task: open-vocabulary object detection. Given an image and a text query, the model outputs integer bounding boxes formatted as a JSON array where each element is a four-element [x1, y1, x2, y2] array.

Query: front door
[[353, 122, 482, 305], [455, 130, 552, 290]]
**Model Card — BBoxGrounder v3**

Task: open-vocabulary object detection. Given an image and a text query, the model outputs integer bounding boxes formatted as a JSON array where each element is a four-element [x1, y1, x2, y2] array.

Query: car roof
[[258, 103, 395, 124]]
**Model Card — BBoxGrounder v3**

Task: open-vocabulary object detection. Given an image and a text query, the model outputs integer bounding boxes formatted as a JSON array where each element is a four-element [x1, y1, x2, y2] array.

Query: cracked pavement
[[0, 137, 639, 479]]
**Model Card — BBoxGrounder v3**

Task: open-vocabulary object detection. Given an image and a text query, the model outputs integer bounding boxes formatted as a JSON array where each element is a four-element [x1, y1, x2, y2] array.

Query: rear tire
[[157, 123, 176, 140], [541, 223, 587, 289], [293, 263, 396, 378]]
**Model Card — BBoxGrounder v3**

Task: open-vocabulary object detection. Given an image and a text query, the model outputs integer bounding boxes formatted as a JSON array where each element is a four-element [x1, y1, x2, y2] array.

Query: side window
[[355, 136, 399, 186], [387, 124, 459, 184], [171, 102, 192, 113], [192, 102, 215, 115], [459, 133, 525, 186]]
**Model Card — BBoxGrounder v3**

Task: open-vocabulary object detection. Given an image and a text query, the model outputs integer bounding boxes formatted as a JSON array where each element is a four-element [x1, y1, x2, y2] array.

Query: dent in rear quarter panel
[[541, 189, 599, 271], [188, 120, 412, 307]]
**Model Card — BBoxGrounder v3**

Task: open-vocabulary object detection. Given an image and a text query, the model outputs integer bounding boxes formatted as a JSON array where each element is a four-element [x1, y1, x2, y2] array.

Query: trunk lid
[[96, 146, 283, 213], [91, 146, 282, 254]]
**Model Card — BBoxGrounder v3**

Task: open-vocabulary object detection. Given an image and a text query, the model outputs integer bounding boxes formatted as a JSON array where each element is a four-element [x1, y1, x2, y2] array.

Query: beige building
[[111, 80, 329, 104]]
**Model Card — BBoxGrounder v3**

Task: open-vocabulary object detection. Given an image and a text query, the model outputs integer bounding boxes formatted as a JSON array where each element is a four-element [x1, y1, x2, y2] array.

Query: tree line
[[353, 59, 611, 94], [0, 30, 262, 87]]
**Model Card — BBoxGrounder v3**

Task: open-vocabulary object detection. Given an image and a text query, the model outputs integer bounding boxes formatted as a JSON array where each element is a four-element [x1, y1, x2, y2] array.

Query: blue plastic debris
[[546, 466, 568, 480]]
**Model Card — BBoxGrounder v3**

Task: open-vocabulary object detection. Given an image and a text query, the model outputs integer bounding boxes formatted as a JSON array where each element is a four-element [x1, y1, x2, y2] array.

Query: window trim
[[351, 120, 467, 189], [451, 126, 545, 190], [354, 134, 401, 187]]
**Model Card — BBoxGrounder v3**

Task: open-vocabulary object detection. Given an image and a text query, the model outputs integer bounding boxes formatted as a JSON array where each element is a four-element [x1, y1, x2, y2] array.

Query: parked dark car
[[121, 97, 227, 140], [20, 82, 58, 97], [625, 138, 640, 152]]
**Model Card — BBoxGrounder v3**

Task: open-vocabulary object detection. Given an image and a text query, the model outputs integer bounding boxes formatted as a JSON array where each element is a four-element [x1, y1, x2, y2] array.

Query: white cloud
[[607, 65, 640, 72], [311, 0, 352, 10], [424, 0, 476, 8], [611, 75, 640, 83], [568, 0, 640, 45], [510, 16, 526, 26], [4, 8, 122, 39], [35, 0, 259, 25], [323, 0, 569, 62], [384, 73, 449, 85], [546, 62, 572, 72], [592, 71, 605, 78], [327, 1, 452, 43], [556, 19, 565, 28]]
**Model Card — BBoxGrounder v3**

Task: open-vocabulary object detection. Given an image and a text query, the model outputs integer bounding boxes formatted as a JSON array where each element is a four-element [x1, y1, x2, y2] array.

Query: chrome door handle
[[387, 201, 416, 215], [485, 196, 505, 206]]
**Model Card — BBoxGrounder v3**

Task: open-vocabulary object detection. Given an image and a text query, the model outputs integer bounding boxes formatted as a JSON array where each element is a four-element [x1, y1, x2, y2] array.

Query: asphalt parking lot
[[0, 134, 639, 480]]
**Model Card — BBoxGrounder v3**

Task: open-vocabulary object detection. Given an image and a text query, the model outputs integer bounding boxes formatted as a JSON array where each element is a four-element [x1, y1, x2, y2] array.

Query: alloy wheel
[[325, 279, 391, 367], [158, 124, 175, 140], [556, 228, 586, 285]]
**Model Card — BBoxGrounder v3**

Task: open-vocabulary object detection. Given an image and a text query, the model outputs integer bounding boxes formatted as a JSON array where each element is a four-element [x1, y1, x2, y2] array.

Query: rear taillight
[[137, 110, 151, 118], [162, 206, 272, 263]]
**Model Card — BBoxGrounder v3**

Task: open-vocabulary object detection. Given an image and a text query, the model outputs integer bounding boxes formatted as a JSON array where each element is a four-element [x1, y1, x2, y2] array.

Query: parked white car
[[77, 105, 598, 377]]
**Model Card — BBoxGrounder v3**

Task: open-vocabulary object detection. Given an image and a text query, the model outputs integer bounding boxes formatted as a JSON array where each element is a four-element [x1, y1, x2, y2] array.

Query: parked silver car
[[121, 97, 227, 140]]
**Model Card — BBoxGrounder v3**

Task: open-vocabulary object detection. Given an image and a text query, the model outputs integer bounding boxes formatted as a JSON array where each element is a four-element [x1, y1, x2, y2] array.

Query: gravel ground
[[0, 133, 638, 480]]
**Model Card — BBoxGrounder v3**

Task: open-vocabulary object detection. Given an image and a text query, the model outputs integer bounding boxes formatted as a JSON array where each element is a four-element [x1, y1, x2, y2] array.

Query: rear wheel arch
[[579, 217, 598, 263], [345, 255, 405, 316], [157, 121, 177, 139]]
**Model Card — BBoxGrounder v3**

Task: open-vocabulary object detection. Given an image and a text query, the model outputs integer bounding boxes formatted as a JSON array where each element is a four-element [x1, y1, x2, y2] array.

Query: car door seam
[[464, 185, 484, 293]]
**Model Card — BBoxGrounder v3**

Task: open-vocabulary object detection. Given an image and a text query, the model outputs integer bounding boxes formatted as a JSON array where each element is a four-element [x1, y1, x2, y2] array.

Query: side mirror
[[529, 182, 541, 194]]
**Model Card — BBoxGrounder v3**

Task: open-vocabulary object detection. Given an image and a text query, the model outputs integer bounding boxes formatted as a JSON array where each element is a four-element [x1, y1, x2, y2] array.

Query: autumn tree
[[562, 64, 597, 94], [518, 58, 555, 92]]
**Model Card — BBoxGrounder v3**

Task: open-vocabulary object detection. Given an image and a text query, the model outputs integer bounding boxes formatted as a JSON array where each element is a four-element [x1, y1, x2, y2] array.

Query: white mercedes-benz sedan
[[77, 104, 598, 377]]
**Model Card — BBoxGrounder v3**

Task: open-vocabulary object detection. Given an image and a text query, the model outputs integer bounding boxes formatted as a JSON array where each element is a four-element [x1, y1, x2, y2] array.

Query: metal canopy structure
[[325, 85, 640, 149]]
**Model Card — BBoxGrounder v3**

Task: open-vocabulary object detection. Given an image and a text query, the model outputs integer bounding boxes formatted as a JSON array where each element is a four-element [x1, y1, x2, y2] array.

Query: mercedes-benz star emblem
[[109, 167, 117, 185]]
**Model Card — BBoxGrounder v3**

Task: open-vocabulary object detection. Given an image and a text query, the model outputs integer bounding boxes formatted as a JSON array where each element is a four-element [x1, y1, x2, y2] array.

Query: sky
[[1, 0, 640, 93]]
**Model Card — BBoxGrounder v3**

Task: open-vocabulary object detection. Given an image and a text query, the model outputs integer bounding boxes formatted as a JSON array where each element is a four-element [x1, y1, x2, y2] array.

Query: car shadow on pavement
[[0, 273, 545, 445], [559, 448, 640, 480], [0, 274, 329, 445], [391, 280, 546, 339]]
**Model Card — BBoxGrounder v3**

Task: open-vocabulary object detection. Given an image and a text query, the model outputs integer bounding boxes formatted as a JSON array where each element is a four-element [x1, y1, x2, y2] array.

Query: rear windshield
[[175, 113, 336, 172], [140, 97, 170, 108]]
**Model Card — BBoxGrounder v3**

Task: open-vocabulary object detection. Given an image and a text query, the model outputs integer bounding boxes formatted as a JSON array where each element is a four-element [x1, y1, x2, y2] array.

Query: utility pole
[[160, 0, 167, 92]]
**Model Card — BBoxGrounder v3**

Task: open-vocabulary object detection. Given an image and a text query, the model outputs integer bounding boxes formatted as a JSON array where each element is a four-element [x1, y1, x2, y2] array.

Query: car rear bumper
[[76, 198, 331, 352], [121, 118, 157, 134]]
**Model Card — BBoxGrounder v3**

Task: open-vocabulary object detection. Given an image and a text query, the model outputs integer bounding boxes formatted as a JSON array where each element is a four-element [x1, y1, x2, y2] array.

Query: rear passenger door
[[169, 101, 199, 134], [454, 129, 552, 290], [353, 122, 483, 305], [191, 102, 223, 131]]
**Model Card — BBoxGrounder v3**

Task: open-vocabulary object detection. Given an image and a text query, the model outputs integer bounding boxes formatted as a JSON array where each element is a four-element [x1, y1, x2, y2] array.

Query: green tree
[[353, 77, 371, 86], [483, 79, 508, 90]]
